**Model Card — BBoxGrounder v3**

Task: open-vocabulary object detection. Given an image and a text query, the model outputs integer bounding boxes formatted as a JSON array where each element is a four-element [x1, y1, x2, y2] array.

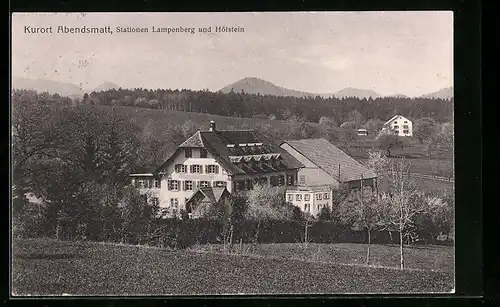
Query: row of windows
[[393, 130, 410, 134], [174, 164, 220, 174], [167, 180, 227, 191], [184, 148, 208, 158], [392, 125, 409, 129], [302, 204, 327, 213], [134, 178, 161, 188], [234, 175, 294, 191], [393, 120, 409, 124], [287, 192, 330, 202]]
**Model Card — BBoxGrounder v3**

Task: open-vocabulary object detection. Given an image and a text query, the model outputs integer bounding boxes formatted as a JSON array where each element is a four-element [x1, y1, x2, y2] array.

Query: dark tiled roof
[[160, 129, 304, 175], [129, 164, 159, 175], [282, 138, 377, 182]]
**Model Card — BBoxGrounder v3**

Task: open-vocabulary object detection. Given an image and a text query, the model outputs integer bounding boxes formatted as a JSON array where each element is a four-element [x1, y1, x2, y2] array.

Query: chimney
[[209, 120, 216, 132]]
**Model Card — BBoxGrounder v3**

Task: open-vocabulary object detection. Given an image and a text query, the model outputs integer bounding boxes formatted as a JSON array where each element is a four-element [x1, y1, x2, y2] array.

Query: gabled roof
[[186, 187, 229, 204], [179, 131, 205, 147], [158, 129, 304, 175], [281, 138, 377, 182], [384, 115, 410, 125]]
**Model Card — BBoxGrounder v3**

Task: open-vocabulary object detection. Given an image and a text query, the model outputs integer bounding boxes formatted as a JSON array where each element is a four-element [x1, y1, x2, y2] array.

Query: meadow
[[12, 238, 454, 296]]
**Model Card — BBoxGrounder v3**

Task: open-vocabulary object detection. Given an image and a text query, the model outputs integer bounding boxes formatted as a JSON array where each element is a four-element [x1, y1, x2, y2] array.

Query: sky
[[11, 12, 453, 97]]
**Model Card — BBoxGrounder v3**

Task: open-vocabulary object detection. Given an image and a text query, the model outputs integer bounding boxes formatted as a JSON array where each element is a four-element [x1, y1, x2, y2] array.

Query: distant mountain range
[[220, 77, 381, 99], [11, 77, 120, 97], [419, 87, 454, 100], [12, 76, 453, 101]]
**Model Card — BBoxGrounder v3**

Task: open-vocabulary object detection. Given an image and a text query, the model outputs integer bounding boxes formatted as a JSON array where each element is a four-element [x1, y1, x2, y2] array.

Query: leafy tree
[[376, 134, 403, 157], [245, 184, 293, 244], [317, 206, 333, 221], [414, 117, 438, 143], [319, 116, 338, 128], [363, 118, 384, 136], [339, 121, 357, 130]]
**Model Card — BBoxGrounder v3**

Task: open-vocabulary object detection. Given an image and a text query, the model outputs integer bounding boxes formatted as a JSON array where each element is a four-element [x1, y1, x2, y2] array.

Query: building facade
[[280, 139, 378, 214], [129, 121, 304, 217], [381, 115, 413, 137]]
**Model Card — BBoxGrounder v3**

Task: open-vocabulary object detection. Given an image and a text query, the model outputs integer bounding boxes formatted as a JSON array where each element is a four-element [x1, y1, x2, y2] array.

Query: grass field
[[12, 239, 454, 295], [91, 104, 323, 132], [189, 242, 454, 273]]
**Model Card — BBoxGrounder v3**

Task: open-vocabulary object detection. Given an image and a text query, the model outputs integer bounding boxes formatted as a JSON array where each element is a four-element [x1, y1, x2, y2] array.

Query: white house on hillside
[[381, 115, 413, 137]]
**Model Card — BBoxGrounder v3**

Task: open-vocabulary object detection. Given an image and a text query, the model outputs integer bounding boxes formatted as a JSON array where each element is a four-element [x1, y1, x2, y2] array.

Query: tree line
[[79, 87, 453, 125]]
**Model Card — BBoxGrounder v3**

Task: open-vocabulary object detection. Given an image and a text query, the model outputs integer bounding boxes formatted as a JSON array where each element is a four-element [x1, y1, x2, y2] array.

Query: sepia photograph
[[11, 11, 454, 296]]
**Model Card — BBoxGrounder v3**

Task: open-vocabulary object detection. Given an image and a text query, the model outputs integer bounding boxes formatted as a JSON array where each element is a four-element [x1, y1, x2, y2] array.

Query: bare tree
[[378, 158, 427, 270]]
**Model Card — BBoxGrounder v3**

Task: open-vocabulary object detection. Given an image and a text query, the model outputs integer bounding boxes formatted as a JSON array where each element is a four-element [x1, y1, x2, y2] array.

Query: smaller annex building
[[280, 138, 378, 216]]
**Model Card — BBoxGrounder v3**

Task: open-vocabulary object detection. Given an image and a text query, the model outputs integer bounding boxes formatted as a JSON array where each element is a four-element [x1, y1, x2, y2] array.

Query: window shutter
[[200, 165, 203, 173], [182, 180, 186, 191], [205, 165, 208, 173], [189, 165, 193, 173], [216, 165, 220, 173]]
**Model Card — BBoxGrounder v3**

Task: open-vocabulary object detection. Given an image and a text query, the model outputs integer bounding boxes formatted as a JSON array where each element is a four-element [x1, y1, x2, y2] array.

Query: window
[[403, 125, 409, 129], [170, 198, 179, 208], [394, 130, 399, 134], [245, 179, 253, 190], [153, 179, 161, 188], [286, 175, 295, 185], [304, 204, 310, 212], [404, 121, 408, 123], [287, 194, 294, 201], [304, 194, 310, 201], [175, 164, 187, 173], [168, 180, 179, 191], [214, 181, 226, 187], [393, 125, 399, 129], [185, 148, 192, 158], [394, 121, 398, 124], [403, 130, 409, 134], [270, 176, 278, 187], [206, 165, 220, 174], [324, 193, 330, 199], [190, 165, 202, 173], [296, 194, 302, 201], [278, 175, 285, 186], [138, 179, 147, 188], [151, 197, 159, 206], [316, 193, 323, 200], [299, 175, 306, 184], [235, 180, 245, 191], [200, 148, 208, 158], [199, 181, 211, 188], [184, 180, 193, 191], [317, 204, 321, 211]]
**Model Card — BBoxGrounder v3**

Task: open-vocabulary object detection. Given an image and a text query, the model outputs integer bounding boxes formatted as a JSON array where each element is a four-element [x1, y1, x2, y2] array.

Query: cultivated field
[[91, 105, 322, 132], [12, 239, 454, 296]]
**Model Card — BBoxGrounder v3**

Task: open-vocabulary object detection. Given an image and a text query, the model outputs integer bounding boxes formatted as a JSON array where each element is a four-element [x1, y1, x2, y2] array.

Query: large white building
[[129, 121, 304, 217], [381, 115, 413, 137]]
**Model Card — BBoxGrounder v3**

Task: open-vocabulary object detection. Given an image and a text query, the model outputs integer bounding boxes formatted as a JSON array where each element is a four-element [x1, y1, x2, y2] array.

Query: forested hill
[[77, 88, 453, 124]]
